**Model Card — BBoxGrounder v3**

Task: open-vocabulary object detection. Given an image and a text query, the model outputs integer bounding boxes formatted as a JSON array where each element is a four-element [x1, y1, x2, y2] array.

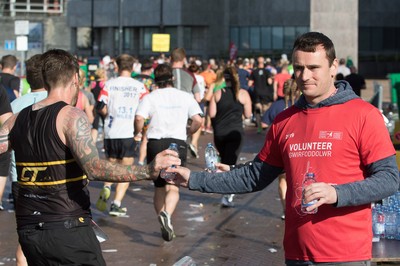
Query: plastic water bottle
[[373, 204, 385, 239], [301, 172, 318, 214], [396, 207, 400, 240], [172, 256, 196, 266], [205, 143, 218, 172], [160, 143, 179, 181], [385, 207, 397, 239]]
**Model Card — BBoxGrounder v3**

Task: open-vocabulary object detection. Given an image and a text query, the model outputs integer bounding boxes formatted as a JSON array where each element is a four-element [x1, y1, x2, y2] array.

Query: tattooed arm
[[59, 106, 180, 182], [0, 114, 17, 154]]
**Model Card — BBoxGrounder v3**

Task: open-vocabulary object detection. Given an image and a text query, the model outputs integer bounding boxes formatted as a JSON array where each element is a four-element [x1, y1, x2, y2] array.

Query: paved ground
[[0, 80, 398, 266]]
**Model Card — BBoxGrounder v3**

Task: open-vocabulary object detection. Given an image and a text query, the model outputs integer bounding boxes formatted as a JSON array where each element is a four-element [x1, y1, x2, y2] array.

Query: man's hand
[[215, 162, 230, 172], [166, 166, 191, 187], [302, 182, 338, 212], [149, 149, 181, 180]]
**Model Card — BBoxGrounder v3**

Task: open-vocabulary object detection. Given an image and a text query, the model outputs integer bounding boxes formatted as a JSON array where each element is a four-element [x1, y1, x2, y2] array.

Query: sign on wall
[[152, 34, 170, 52]]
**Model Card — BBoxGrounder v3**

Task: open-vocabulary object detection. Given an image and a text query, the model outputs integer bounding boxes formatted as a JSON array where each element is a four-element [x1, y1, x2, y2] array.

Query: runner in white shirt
[[96, 54, 147, 216], [135, 64, 203, 241]]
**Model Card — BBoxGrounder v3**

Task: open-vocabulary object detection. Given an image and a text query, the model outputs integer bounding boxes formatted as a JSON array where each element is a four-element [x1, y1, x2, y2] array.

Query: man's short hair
[[41, 49, 79, 91], [154, 64, 174, 87], [1, 55, 18, 69], [26, 54, 44, 91], [141, 59, 153, 72], [115, 54, 134, 73], [171, 48, 186, 63], [292, 32, 336, 66]]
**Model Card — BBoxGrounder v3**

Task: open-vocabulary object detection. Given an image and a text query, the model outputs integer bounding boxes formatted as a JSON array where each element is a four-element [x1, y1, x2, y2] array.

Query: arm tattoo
[[64, 107, 153, 182]]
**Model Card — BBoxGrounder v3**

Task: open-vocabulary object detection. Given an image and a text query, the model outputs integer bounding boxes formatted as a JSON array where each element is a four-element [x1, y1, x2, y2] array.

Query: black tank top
[[9, 101, 91, 228], [211, 87, 244, 137]]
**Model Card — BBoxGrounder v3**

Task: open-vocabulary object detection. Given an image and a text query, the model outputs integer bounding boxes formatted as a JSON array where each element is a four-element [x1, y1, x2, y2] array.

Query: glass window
[[124, 28, 132, 50], [284, 27, 295, 50], [250, 27, 260, 50], [359, 27, 370, 51], [28, 22, 43, 49], [295, 27, 309, 38], [164, 27, 177, 51], [383, 27, 395, 50], [230, 27, 239, 48], [240, 27, 250, 49], [371, 27, 383, 51], [183, 27, 192, 50], [143, 27, 158, 50], [77, 27, 91, 48], [261, 27, 272, 49], [272, 27, 283, 50]]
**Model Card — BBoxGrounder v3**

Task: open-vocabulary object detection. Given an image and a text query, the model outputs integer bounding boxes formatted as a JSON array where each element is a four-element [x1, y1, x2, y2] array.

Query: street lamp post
[[118, 0, 123, 55], [91, 0, 94, 56]]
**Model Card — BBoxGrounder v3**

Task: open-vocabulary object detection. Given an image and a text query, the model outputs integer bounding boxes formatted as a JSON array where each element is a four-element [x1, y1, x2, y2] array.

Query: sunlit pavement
[[0, 126, 286, 265]]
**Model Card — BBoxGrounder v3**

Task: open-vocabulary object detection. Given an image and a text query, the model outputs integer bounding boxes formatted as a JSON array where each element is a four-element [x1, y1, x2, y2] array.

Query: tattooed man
[[0, 49, 180, 266]]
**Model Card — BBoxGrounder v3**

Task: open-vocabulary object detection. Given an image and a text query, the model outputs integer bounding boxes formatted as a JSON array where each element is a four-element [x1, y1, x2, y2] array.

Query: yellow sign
[[152, 34, 170, 52]]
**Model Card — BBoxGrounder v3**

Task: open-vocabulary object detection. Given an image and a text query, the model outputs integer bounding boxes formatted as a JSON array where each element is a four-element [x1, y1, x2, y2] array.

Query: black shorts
[[0, 151, 10, 176], [104, 138, 138, 159], [254, 94, 273, 105], [147, 138, 187, 187], [18, 219, 106, 266]]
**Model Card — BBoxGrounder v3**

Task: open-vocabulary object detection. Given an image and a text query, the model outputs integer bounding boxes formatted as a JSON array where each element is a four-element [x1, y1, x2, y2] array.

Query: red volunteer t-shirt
[[258, 98, 395, 262]]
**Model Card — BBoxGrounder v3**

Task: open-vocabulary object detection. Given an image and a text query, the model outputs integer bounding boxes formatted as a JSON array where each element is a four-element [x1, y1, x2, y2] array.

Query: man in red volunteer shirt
[[169, 32, 399, 265]]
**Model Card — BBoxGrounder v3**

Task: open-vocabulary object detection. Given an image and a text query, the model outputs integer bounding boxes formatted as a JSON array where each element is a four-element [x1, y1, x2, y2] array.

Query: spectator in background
[[236, 58, 251, 91], [208, 66, 252, 207], [337, 58, 351, 77], [10, 53, 47, 266], [273, 63, 292, 100], [0, 55, 20, 102], [345, 66, 366, 97], [249, 56, 274, 134], [188, 62, 206, 159]]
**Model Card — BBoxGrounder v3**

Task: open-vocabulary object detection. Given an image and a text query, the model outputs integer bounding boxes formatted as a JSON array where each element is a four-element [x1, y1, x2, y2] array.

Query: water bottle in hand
[[301, 172, 318, 214], [160, 143, 179, 181], [205, 143, 218, 172]]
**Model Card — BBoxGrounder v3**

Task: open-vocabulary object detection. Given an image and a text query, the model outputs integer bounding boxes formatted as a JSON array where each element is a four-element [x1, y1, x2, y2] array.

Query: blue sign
[[4, 40, 15, 50]]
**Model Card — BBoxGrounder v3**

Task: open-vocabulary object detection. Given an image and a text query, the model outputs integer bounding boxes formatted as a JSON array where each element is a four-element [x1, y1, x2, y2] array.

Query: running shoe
[[0, 201, 3, 211], [189, 143, 199, 158], [96, 186, 111, 212], [221, 194, 235, 208], [109, 203, 127, 217], [158, 210, 175, 241]]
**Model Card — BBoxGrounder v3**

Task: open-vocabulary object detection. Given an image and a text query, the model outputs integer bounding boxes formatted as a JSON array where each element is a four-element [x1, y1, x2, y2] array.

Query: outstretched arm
[[61, 106, 180, 182]]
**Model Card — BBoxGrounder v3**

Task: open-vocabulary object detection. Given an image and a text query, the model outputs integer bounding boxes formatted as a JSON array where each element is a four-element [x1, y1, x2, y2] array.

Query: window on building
[[284, 27, 295, 50], [261, 27, 272, 50], [230, 26, 309, 52], [124, 28, 133, 51], [272, 27, 283, 50], [143, 27, 158, 50], [164, 27, 177, 50], [230, 27, 239, 48], [183, 27, 192, 50], [239, 27, 250, 49], [250, 27, 260, 50]]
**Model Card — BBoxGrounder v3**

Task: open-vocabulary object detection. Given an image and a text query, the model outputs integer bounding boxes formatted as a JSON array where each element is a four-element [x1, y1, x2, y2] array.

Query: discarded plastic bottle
[[205, 143, 218, 172], [301, 172, 318, 214], [173, 256, 196, 266], [160, 143, 178, 181]]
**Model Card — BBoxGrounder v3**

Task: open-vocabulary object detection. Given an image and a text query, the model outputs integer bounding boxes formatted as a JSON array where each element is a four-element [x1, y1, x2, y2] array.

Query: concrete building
[[0, 0, 399, 77]]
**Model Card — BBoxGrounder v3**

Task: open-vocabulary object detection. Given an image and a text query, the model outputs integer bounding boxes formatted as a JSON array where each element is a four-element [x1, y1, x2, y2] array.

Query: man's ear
[[330, 58, 338, 78]]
